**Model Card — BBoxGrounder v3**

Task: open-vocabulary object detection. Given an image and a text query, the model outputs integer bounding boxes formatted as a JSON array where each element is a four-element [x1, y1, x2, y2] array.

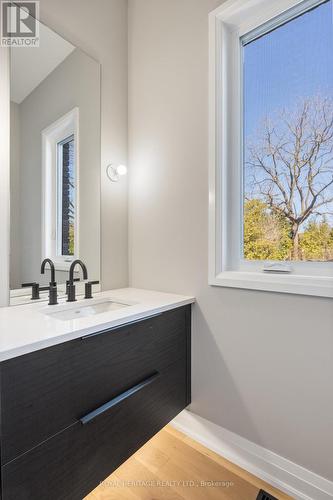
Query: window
[[57, 135, 75, 257], [209, 0, 333, 297], [42, 108, 79, 269]]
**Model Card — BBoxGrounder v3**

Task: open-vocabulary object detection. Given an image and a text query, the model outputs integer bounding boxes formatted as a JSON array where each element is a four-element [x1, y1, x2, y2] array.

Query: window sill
[[209, 271, 333, 298]]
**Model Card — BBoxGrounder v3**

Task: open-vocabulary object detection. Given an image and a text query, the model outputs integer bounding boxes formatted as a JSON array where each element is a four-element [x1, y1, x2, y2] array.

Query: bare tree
[[246, 96, 333, 258]]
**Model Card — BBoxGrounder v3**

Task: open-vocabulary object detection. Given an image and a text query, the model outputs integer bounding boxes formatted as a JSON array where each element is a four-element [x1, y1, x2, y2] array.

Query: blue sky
[[244, 0, 333, 138], [243, 0, 333, 227]]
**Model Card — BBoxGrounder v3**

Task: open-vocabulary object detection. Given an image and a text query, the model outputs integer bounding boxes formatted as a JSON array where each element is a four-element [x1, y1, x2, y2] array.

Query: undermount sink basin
[[43, 299, 131, 321]]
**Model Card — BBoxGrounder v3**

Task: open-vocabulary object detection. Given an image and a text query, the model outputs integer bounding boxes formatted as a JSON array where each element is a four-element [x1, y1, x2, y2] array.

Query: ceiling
[[11, 22, 75, 104]]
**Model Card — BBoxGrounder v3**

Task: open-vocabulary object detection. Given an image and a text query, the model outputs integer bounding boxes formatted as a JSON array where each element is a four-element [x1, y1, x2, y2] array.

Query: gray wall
[[128, 0, 333, 481], [38, 0, 129, 290], [14, 48, 100, 286]]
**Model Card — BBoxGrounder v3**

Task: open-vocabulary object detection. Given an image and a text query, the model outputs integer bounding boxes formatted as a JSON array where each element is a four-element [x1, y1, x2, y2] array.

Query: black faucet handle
[[22, 282, 36, 287], [84, 281, 100, 299], [66, 278, 80, 286], [21, 282, 40, 300]]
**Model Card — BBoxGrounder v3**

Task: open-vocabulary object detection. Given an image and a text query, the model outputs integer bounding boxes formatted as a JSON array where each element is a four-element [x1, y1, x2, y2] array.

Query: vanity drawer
[[1, 360, 187, 500], [0, 305, 191, 465]]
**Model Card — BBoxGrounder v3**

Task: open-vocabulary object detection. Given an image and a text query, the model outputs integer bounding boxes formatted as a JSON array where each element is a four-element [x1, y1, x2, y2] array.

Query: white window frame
[[208, 0, 333, 298], [42, 108, 79, 271]]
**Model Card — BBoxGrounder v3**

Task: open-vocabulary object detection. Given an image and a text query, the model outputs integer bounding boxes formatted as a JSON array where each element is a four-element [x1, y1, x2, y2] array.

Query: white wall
[[38, 0, 129, 289], [128, 0, 333, 482]]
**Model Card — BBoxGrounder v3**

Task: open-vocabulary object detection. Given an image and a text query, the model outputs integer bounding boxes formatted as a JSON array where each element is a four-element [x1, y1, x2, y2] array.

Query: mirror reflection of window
[[42, 107, 79, 269], [57, 134, 75, 258]]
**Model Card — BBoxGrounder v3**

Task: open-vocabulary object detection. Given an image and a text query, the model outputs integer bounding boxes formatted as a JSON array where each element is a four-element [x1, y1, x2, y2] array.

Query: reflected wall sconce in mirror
[[106, 164, 127, 182]]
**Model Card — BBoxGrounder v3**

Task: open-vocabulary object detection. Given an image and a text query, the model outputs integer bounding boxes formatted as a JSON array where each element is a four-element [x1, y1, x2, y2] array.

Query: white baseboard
[[171, 410, 333, 500]]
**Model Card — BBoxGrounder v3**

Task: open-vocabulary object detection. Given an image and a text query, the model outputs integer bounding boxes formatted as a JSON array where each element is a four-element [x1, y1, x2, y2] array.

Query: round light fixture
[[117, 164, 127, 176], [106, 164, 127, 182]]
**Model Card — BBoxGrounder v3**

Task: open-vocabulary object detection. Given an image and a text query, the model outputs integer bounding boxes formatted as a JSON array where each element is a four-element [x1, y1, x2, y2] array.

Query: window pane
[[57, 135, 75, 256], [243, 0, 333, 262]]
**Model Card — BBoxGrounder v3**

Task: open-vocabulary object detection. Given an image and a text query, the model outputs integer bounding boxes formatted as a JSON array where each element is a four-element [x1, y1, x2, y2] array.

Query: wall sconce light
[[106, 164, 127, 182]]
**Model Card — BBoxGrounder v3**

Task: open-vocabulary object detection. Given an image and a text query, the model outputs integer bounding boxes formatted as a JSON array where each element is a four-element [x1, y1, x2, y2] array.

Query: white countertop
[[0, 288, 195, 362]]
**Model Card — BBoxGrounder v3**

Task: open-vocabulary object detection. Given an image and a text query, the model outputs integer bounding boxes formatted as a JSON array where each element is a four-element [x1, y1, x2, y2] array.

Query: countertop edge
[[0, 296, 195, 362]]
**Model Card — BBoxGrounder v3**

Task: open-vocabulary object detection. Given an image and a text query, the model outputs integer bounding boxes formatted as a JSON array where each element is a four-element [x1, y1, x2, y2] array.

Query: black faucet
[[41, 258, 58, 305], [67, 260, 88, 302], [41, 258, 56, 286]]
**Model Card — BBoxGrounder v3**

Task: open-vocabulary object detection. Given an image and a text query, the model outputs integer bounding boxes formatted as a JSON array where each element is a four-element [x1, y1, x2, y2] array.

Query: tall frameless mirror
[[9, 12, 101, 305]]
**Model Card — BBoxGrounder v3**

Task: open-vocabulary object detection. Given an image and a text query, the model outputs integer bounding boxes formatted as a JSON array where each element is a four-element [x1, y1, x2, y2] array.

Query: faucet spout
[[67, 260, 88, 302], [41, 258, 56, 285], [69, 260, 88, 283]]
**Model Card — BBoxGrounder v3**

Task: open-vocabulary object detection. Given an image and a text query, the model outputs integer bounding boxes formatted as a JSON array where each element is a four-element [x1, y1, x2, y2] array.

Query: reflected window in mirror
[[57, 134, 76, 257], [42, 107, 79, 269]]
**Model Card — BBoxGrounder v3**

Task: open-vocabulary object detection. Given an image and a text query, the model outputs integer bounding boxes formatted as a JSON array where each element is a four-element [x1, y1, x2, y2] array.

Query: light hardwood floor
[[85, 426, 293, 500]]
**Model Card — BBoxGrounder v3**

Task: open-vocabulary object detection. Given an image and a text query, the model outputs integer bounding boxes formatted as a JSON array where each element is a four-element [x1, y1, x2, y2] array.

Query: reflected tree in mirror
[[57, 135, 75, 257]]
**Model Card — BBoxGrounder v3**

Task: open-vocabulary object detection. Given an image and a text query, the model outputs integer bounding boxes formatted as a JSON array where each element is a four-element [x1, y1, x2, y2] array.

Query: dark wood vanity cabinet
[[0, 305, 191, 500]]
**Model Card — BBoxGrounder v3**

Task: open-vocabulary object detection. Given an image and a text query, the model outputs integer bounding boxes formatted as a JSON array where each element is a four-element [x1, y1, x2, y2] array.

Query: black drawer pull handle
[[79, 371, 160, 425], [81, 313, 162, 340]]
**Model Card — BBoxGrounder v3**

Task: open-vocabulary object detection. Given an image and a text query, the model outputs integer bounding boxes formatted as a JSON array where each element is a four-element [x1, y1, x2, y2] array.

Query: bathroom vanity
[[0, 4, 194, 499], [0, 9, 193, 499], [0, 288, 194, 500]]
